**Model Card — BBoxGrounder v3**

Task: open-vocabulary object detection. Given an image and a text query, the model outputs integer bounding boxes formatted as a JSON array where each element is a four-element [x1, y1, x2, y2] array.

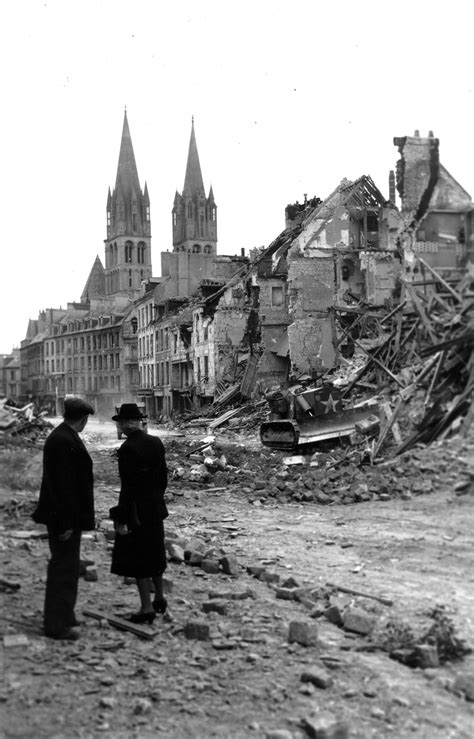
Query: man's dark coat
[[32, 422, 95, 533]]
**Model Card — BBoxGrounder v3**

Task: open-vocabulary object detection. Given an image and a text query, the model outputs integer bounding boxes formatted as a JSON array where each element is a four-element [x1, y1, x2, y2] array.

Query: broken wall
[[288, 316, 337, 375]]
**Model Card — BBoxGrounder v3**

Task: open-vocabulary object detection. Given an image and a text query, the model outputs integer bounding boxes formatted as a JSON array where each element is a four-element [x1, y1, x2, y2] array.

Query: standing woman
[[110, 403, 168, 623]]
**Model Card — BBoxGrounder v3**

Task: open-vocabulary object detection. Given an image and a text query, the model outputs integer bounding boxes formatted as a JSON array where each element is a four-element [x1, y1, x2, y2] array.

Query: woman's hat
[[112, 403, 145, 421]]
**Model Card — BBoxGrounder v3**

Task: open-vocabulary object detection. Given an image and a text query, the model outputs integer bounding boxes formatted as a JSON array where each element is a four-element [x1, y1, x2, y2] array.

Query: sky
[[1, 0, 473, 353]]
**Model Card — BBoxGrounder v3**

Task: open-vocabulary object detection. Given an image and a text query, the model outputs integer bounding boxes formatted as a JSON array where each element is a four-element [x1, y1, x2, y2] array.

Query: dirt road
[[1, 426, 473, 738]]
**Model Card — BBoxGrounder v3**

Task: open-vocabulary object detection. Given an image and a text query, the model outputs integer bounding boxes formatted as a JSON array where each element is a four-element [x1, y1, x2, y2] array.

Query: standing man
[[32, 397, 95, 641], [109, 403, 168, 624]]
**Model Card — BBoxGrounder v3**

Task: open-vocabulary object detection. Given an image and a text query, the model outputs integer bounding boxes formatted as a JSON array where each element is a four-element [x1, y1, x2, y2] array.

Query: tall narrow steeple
[[183, 117, 205, 197], [104, 110, 152, 296], [172, 118, 217, 255]]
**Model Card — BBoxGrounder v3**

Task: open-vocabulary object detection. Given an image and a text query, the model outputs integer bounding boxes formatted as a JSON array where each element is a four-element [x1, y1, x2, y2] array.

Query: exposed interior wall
[[288, 316, 337, 375]]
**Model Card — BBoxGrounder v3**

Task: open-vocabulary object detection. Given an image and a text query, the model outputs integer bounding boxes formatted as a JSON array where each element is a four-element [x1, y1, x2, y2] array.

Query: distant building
[[394, 130, 474, 274], [0, 349, 21, 402]]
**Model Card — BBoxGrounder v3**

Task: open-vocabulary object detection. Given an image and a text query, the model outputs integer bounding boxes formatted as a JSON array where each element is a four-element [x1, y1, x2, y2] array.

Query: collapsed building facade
[[18, 126, 473, 419]]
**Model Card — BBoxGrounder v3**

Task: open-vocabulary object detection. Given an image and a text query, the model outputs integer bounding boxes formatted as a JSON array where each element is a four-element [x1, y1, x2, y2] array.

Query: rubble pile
[[0, 400, 53, 446], [330, 259, 474, 459], [159, 428, 472, 507]]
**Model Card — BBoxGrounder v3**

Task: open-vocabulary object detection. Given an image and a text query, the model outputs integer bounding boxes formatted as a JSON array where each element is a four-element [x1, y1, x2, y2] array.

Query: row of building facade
[[6, 119, 473, 419]]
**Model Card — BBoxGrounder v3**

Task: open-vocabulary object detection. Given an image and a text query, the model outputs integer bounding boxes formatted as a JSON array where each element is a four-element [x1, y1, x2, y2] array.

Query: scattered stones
[[247, 565, 266, 578], [219, 554, 239, 576], [414, 644, 440, 669], [189, 551, 204, 566], [3, 634, 29, 648], [168, 544, 185, 563], [288, 621, 318, 647], [133, 697, 152, 715], [202, 600, 228, 615], [300, 667, 334, 689], [201, 559, 220, 574], [300, 711, 349, 739], [184, 622, 211, 641], [99, 697, 117, 709], [84, 565, 98, 582], [451, 674, 474, 702], [342, 607, 375, 635], [265, 730, 293, 739], [259, 571, 280, 585], [274, 586, 298, 601], [323, 605, 343, 627]]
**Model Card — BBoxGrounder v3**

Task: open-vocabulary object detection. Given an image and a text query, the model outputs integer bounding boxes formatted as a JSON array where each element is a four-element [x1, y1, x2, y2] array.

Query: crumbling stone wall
[[287, 252, 335, 317], [288, 316, 337, 375]]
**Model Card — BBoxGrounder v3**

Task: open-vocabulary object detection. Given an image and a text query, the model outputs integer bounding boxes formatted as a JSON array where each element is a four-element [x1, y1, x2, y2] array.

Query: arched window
[[172, 211, 177, 227], [125, 241, 134, 263], [187, 203, 192, 218], [131, 317, 138, 334], [204, 245, 211, 254], [192, 244, 201, 253]]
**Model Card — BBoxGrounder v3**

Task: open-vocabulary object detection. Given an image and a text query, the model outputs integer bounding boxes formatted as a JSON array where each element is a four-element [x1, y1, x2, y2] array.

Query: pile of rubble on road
[[0, 399, 53, 446]]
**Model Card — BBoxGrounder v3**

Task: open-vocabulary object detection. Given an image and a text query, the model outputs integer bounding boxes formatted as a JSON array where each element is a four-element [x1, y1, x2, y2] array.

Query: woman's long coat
[[110, 429, 168, 578]]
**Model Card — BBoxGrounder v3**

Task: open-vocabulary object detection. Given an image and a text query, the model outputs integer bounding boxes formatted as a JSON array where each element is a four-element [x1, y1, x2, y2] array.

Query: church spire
[[104, 110, 152, 296], [172, 118, 217, 255], [114, 109, 141, 199], [183, 117, 205, 197]]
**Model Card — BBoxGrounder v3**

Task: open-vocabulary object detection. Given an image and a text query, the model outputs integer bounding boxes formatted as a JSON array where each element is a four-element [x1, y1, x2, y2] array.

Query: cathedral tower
[[172, 119, 217, 255], [105, 110, 152, 296]]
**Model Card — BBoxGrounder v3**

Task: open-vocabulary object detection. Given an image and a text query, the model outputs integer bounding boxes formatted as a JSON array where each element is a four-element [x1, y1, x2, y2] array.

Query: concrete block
[[288, 621, 318, 647], [219, 554, 239, 576], [343, 607, 374, 635], [184, 621, 210, 641], [202, 600, 228, 616], [201, 558, 220, 574]]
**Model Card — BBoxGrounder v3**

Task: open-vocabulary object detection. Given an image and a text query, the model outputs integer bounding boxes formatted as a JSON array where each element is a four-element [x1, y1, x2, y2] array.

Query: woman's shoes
[[152, 596, 168, 614], [128, 611, 156, 625]]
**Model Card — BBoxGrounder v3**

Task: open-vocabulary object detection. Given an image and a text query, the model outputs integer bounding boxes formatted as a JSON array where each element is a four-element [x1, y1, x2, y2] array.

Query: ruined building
[[393, 131, 473, 276]]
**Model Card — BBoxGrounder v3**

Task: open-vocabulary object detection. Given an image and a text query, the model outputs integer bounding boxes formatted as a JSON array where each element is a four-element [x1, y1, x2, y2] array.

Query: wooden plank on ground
[[83, 609, 155, 639]]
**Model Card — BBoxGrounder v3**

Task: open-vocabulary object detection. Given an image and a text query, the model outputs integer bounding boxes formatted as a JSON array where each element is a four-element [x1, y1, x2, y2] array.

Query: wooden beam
[[416, 257, 462, 303], [83, 609, 155, 639]]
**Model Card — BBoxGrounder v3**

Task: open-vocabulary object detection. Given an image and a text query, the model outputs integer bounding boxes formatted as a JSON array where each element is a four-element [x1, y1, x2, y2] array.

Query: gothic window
[[129, 270, 132, 287], [187, 203, 192, 219], [131, 317, 138, 334], [107, 211, 111, 227], [132, 212, 137, 232], [192, 244, 201, 253], [114, 243, 118, 265], [172, 211, 177, 227], [125, 241, 134, 263], [211, 207, 216, 221], [204, 245, 211, 254], [146, 206, 150, 222], [200, 215, 204, 237]]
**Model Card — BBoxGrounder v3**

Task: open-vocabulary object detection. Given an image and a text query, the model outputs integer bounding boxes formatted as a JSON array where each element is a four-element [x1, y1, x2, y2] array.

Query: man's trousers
[[44, 529, 81, 637]]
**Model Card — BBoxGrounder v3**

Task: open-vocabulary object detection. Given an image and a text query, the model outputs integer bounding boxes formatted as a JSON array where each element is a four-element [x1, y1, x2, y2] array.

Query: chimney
[[389, 170, 396, 204]]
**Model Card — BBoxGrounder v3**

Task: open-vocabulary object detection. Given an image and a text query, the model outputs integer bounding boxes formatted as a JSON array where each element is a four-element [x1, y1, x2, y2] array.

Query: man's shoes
[[46, 627, 80, 641], [70, 613, 82, 627], [152, 596, 168, 614]]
